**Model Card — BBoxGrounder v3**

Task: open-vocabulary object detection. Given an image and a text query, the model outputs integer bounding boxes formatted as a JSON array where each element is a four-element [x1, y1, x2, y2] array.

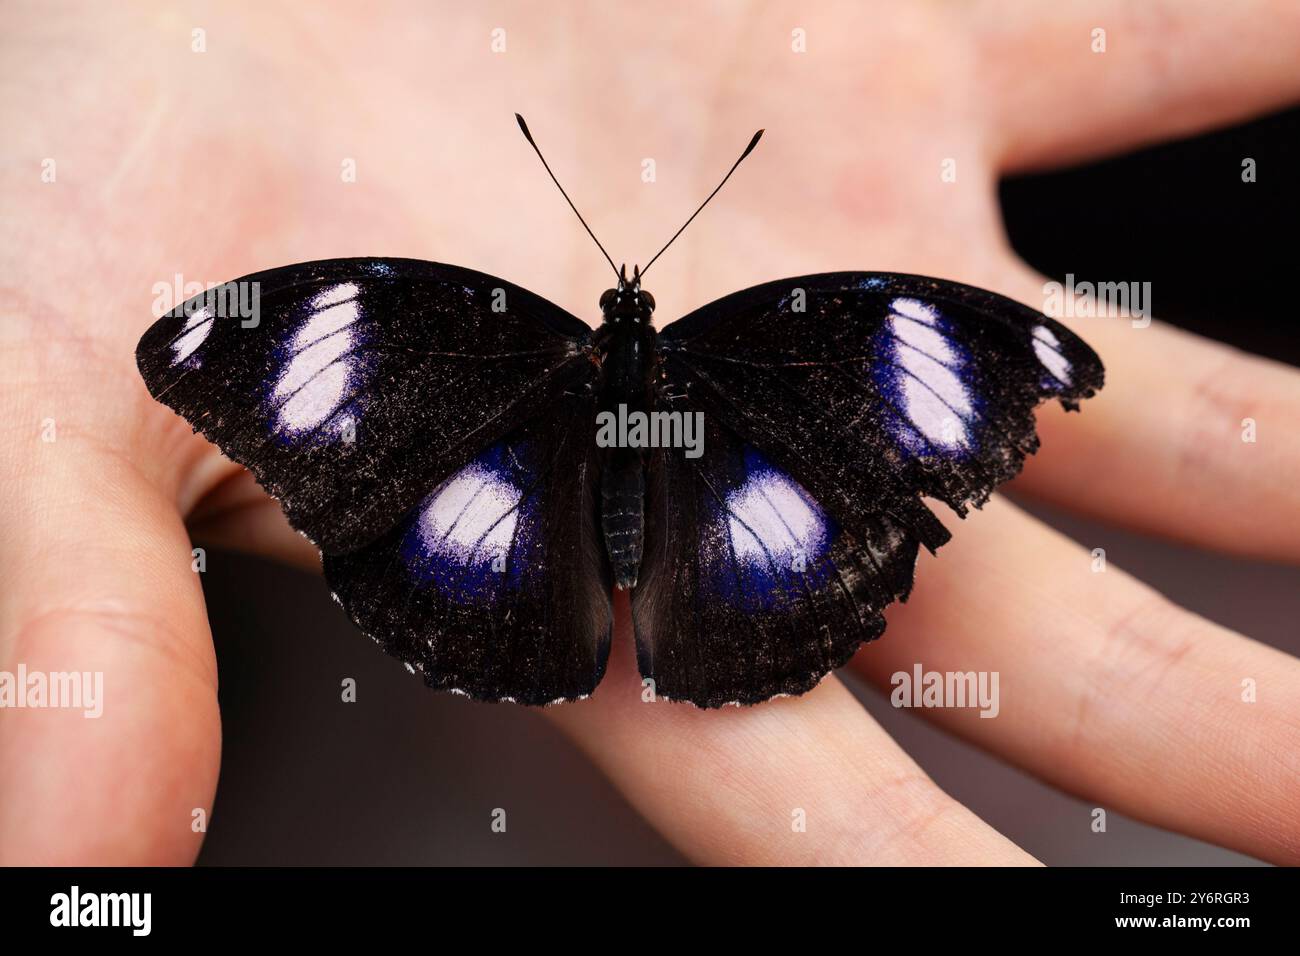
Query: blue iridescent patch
[[705, 447, 839, 611], [400, 442, 536, 603]]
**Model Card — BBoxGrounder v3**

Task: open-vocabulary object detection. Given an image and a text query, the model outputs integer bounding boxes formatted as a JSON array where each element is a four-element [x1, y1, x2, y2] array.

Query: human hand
[[2, 0, 1298, 864]]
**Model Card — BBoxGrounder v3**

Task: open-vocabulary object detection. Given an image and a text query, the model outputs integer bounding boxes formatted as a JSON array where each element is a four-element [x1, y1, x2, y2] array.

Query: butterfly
[[136, 116, 1103, 708]]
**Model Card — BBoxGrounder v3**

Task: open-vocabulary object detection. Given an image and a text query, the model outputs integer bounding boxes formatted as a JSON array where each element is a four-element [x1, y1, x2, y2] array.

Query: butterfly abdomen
[[601, 448, 645, 589]]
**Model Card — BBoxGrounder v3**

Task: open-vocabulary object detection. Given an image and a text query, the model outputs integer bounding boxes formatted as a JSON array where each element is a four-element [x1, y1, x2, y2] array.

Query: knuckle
[[8, 602, 217, 693], [1066, 590, 1196, 768]]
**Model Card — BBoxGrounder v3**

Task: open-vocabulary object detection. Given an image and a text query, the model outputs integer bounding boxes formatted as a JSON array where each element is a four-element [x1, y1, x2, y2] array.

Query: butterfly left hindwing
[[324, 387, 612, 704]]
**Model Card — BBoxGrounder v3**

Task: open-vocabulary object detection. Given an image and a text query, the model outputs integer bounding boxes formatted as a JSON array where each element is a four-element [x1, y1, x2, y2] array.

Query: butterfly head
[[600, 264, 655, 323]]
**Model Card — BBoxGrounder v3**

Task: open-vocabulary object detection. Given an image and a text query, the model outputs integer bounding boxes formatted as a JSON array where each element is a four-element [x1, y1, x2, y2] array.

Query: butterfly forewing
[[658, 272, 1103, 520], [136, 257, 596, 553]]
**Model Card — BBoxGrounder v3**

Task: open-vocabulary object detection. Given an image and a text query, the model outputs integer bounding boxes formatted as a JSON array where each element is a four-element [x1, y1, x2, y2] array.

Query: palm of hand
[[2, 2, 1298, 864]]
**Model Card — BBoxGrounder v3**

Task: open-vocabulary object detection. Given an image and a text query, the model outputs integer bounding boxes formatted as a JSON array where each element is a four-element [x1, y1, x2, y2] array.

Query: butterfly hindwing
[[136, 257, 596, 553], [323, 386, 612, 704], [633, 411, 919, 707]]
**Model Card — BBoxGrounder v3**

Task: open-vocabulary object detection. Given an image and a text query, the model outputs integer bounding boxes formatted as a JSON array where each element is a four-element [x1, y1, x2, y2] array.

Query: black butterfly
[[136, 117, 1102, 708]]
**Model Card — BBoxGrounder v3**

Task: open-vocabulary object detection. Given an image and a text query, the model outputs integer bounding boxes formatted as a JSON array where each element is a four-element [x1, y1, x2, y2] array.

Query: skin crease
[[2, 1, 1299, 865]]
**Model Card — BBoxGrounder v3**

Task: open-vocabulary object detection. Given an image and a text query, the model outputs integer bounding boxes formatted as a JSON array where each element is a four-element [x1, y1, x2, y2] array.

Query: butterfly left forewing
[[137, 257, 595, 553]]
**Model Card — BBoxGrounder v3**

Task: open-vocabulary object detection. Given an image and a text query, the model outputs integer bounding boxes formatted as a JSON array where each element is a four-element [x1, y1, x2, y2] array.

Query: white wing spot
[[276, 362, 351, 434], [418, 464, 522, 566], [891, 297, 941, 326], [726, 471, 827, 567], [887, 306, 970, 448], [892, 314, 956, 364], [171, 306, 213, 364], [311, 282, 359, 310], [275, 329, 355, 398], [294, 300, 359, 349], [1033, 325, 1072, 385], [272, 294, 367, 438]]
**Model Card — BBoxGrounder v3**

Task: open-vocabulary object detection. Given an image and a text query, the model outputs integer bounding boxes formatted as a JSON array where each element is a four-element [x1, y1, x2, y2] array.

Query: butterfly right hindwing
[[633, 410, 920, 707]]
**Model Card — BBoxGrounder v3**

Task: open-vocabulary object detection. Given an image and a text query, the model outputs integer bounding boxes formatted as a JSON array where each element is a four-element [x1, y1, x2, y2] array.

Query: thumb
[[0, 373, 220, 865]]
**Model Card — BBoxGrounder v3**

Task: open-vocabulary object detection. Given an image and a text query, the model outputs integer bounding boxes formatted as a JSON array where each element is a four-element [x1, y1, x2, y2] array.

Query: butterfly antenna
[[639, 128, 764, 279], [515, 113, 620, 281]]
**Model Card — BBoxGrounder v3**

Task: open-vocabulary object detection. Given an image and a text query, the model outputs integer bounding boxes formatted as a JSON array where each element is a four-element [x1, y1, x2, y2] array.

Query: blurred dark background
[[196, 107, 1300, 866], [1001, 107, 1300, 367]]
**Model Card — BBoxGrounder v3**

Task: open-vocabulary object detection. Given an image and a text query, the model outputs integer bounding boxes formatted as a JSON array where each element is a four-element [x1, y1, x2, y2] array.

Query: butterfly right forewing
[[657, 272, 1103, 526]]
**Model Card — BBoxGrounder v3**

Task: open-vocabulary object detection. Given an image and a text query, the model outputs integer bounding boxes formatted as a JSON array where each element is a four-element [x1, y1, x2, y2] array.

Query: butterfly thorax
[[597, 301, 656, 402]]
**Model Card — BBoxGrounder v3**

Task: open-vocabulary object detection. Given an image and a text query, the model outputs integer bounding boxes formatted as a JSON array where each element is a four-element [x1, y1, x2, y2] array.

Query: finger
[[971, 0, 1300, 171], [180, 472, 1035, 866], [0, 379, 220, 865], [544, 594, 1037, 866], [851, 496, 1300, 864], [996, 264, 1300, 564], [171, 451, 1034, 865]]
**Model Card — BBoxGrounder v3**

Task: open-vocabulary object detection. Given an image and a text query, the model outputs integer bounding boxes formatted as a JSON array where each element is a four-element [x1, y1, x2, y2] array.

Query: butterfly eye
[[640, 290, 655, 312], [599, 289, 616, 311]]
